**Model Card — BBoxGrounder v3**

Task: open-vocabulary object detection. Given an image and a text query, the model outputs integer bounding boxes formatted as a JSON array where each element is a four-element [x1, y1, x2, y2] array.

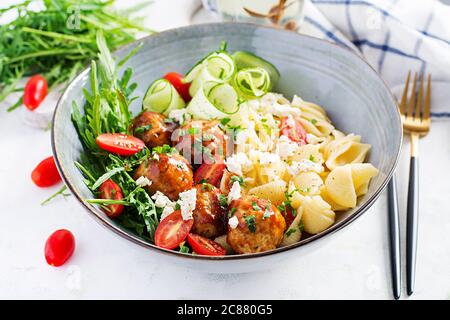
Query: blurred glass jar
[[202, 0, 305, 31]]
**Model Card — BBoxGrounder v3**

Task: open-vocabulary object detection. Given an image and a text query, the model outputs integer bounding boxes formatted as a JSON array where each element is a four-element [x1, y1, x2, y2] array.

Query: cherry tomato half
[[280, 116, 307, 146], [31, 156, 62, 187], [96, 133, 145, 156], [164, 72, 191, 102], [283, 206, 296, 228], [99, 179, 124, 218], [24, 75, 48, 111], [194, 162, 226, 187], [187, 233, 226, 256], [154, 210, 194, 250], [44, 229, 75, 267]]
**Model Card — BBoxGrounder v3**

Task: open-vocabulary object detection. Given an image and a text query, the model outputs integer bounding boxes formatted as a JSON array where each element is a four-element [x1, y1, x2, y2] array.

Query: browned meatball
[[133, 153, 193, 201], [131, 112, 176, 148], [172, 120, 230, 165], [227, 195, 286, 254], [192, 184, 227, 238]]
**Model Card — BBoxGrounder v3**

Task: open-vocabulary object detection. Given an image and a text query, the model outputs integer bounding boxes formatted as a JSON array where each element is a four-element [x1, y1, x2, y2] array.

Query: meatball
[[192, 184, 227, 238], [227, 195, 286, 254], [133, 153, 193, 201], [172, 120, 229, 166], [131, 112, 176, 148]]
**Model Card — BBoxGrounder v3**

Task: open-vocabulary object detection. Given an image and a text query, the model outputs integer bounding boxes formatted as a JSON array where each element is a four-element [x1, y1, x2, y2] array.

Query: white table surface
[[1, 0, 449, 300]]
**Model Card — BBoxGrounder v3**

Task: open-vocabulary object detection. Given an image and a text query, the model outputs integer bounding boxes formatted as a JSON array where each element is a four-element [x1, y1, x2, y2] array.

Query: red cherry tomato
[[280, 116, 307, 146], [283, 206, 296, 227], [154, 210, 194, 250], [24, 75, 48, 111], [99, 179, 124, 218], [44, 229, 75, 267], [31, 156, 62, 187], [187, 233, 226, 256], [164, 72, 191, 102], [96, 133, 145, 156], [194, 162, 226, 187]]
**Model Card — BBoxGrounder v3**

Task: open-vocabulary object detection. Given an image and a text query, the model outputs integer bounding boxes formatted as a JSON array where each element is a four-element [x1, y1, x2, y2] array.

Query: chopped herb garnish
[[310, 119, 318, 125], [218, 194, 228, 208], [220, 118, 231, 126], [152, 144, 178, 155], [309, 154, 316, 162], [252, 201, 261, 211], [228, 207, 237, 218], [230, 175, 244, 186], [179, 242, 190, 253], [263, 205, 272, 219], [285, 228, 296, 237], [244, 215, 257, 233], [175, 202, 181, 210], [201, 182, 213, 191], [299, 220, 305, 232], [188, 127, 200, 135], [134, 124, 152, 134]]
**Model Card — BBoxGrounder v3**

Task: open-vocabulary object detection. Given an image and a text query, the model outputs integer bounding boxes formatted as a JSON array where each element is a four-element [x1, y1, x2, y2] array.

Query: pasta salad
[[72, 39, 378, 256]]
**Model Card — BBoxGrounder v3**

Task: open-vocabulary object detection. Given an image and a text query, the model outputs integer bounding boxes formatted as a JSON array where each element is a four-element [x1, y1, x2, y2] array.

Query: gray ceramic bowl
[[52, 23, 401, 272]]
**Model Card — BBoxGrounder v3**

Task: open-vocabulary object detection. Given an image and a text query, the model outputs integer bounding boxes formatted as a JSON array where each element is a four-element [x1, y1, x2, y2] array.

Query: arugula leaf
[[91, 167, 124, 190]]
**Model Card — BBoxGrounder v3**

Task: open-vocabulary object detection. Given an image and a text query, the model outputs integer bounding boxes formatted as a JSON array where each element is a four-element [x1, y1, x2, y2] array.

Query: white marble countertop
[[1, 0, 449, 300]]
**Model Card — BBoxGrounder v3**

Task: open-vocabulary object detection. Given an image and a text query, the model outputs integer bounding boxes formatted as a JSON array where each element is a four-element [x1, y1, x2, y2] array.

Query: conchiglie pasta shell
[[320, 186, 350, 211], [293, 172, 324, 196], [281, 207, 304, 246], [248, 179, 287, 205], [290, 144, 324, 164], [350, 163, 379, 196], [325, 165, 357, 208], [324, 138, 371, 170], [301, 195, 336, 234]]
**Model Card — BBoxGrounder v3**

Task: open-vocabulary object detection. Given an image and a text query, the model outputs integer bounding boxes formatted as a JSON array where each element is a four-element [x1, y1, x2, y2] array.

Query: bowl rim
[[52, 22, 402, 261]]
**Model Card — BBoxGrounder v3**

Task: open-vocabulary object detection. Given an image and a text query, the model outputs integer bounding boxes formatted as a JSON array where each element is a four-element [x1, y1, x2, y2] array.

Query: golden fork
[[399, 71, 431, 296]]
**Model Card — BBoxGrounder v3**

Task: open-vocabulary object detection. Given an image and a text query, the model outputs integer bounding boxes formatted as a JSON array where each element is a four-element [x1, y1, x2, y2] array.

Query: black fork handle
[[406, 156, 419, 296], [388, 176, 401, 299]]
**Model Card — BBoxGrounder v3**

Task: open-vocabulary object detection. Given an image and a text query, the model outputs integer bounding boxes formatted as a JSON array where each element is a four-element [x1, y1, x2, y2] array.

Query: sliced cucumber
[[142, 79, 185, 115], [184, 52, 236, 97], [186, 81, 239, 120], [232, 51, 280, 86], [233, 67, 271, 98]]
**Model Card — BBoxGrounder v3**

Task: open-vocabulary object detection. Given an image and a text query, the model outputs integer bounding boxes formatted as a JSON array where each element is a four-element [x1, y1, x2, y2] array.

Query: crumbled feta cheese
[[152, 153, 160, 161], [291, 95, 304, 108], [306, 133, 325, 144], [135, 176, 152, 187], [227, 181, 241, 204], [160, 206, 175, 221], [225, 153, 252, 175], [285, 114, 296, 128], [263, 209, 274, 219], [288, 159, 324, 175], [268, 103, 302, 118], [259, 152, 280, 165], [228, 216, 239, 229], [169, 157, 188, 171], [276, 135, 299, 158], [178, 188, 197, 221], [169, 108, 191, 124], [151, 191, 174, 208]]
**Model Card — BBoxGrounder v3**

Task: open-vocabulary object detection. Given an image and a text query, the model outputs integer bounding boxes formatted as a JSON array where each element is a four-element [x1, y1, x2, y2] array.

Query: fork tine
[[415, 73, 424, 120], [407, 72, 418, 118], [399, 71, 411, 116], [423, 74, 431, 120]]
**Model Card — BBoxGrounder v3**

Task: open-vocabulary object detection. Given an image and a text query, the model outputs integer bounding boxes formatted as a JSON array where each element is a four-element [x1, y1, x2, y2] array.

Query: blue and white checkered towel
[[302, 0, 450, 118]]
